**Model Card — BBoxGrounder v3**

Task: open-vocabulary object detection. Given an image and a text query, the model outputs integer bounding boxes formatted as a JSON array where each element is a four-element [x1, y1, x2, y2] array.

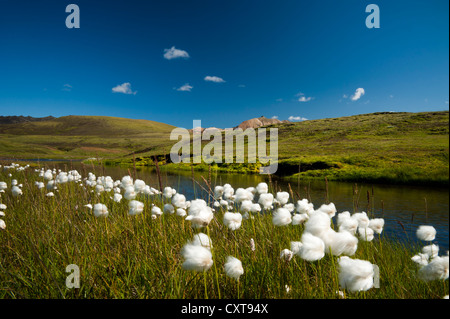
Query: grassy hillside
[[0, 111, 448, 185], [274, 111, 449, 185], [0, 115, 176, 159], [158, 111, 449, 185]]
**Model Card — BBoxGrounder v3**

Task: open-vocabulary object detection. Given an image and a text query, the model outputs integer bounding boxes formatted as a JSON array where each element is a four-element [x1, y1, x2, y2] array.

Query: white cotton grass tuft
[[299, 232, 325, 261], [250, 203, 261, 213], [280, 249, 294, 262], [296, 199, 314, 215], [283, 203, 295, 213], [411, 253, 430, 267], [358, 227, 374, 242], [176, 208, 187, 217], [11, 186, 22, 197], [292, 213, 309, 226], [128, 200, 144, 216], [234, 188, 254, 203], [339, 217, 359, 235], [95, 184, 104, 194], [133, 179, 146, 193], [338, 256, 374, 292], [47, 180, 56, 191], [172, 193, 187, 209], [185, 200, 214, 228], [0, 203, 6, 210], [368, 218, 385, 234], [123, 186, 137, 200], [416, 225, 437, 242], [46, 192, 55, 197], [0, 211, 5, 217], [422, 244, 439, 259], [113, 193, 123, 203], [276, 192, 290, 206], [337, 211, 351, 227], [191, 232, 213, 250], [326, 230, 359, 256], [93, 203, 108, 217], [214, 186, 224, 199], [256, 182, 268, 194], [290, 241, 303, 255], [318, 202, 337, 218], [223, 184, 234, 199], [224, 256, 244, 281], [272, 208, 292, 226], [223, 212, 243, 230], [239, 200, 253, 213], [163, 186, 177, 199], [164, 203, 175, 214], [121, 175, 133, 189], [418, 255, 449, 282], [304, 211, 331, 238], [249, 238, 256, 252], [258, 193, 274, 210], [351, 212, 370, 228], [181, 243, 213, 272], [0, 219, 5, 230], [188, 199, 208, 216], [151, 205, 163, 217]]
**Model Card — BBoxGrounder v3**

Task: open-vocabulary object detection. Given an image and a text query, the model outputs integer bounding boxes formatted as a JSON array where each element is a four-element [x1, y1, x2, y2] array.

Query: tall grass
[[0, 166, 447, 299]]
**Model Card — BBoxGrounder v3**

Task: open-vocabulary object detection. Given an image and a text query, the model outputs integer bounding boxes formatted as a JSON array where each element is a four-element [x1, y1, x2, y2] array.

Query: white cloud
[[112, 82, 137, 95], [289, 116, 308, 122], [350, 88, 365, 101], [271, 115, 279, 119], [298, 96, 312, 102], [296, 92, 313, 102], [204, 76, 225, 83], [176, 83, 193, 92], [164, 46, 190, 60], [62, 84, 72, 92]]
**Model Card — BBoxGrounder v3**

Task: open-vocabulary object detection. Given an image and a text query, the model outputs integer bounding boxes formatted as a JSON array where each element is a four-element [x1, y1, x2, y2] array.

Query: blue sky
[[0, 0, 448, 129]]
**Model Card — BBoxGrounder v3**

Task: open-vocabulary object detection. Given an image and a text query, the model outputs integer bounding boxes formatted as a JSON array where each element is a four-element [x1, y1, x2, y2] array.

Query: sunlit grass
[[0, 165, 448, 299]]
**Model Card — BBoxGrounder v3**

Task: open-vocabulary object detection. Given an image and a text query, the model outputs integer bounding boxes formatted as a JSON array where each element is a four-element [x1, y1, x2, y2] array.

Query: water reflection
[[42, 162, 449, 251]]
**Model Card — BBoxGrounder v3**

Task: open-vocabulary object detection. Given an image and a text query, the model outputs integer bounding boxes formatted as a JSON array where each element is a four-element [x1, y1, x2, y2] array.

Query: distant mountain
[[187, 117, 291, 133], [0, 115, 174, 136], [0, 115, 176, 159], [0, 115, 56, 125], [235, 116, 290, 130]]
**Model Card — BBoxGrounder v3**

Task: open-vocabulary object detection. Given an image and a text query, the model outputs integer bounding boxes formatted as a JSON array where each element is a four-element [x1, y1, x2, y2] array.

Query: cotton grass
[[224, 256, 244, 281], [338, 256, 374, 292]]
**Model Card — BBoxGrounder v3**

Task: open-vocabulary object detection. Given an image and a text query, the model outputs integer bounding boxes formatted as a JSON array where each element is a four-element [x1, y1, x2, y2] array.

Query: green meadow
[[0, 165, 448, 299], [0, 111, 448, 186]]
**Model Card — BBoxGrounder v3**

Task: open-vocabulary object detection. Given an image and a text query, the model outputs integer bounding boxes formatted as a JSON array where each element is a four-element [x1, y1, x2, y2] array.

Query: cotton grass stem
[[206, 226, 221, 299], [203, 271, 209, 299]]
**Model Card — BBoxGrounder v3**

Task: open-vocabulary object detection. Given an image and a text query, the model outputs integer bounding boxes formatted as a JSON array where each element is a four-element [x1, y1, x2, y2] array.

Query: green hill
[[159, 111, 449, 185], [0, 111, 448, 185], [273, 111, 449, 185], [0, 115, 176, 159]]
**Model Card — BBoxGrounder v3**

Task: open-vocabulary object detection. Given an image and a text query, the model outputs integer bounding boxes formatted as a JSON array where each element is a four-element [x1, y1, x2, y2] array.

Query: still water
[[42, 161, 450, 252]]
